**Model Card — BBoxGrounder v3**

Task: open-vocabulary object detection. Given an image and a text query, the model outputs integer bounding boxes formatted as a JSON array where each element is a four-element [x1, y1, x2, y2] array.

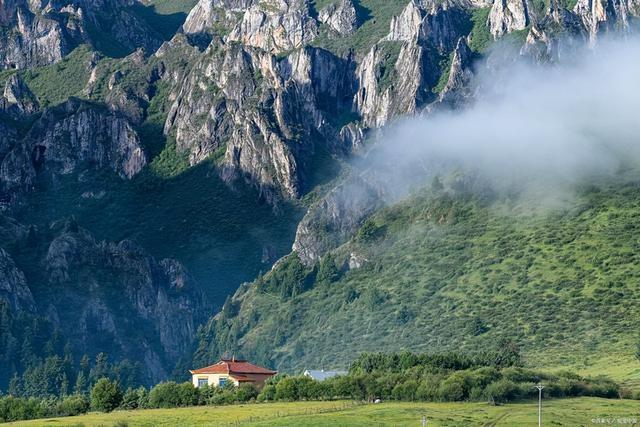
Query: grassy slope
[[310, 0, 408, 56], [7, 398, 640, 426], [206, 179, 640, 381]]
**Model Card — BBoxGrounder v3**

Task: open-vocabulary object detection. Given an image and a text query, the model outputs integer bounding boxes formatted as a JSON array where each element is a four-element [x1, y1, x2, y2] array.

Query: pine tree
[[8, 373, 21, 396]]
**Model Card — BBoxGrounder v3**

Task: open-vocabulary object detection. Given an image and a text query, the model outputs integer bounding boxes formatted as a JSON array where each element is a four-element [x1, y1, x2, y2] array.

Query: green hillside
[[194, 174, 640, 381]]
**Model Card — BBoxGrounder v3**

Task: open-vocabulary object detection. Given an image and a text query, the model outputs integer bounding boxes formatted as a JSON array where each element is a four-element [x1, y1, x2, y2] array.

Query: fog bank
[[358, 37, 640, 205]]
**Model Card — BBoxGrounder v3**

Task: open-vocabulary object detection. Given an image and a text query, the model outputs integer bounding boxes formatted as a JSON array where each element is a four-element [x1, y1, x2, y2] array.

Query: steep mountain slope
[[193, 177, 640, 377]]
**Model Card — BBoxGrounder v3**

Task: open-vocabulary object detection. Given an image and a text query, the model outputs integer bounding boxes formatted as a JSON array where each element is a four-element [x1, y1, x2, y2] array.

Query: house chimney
[[232, 355, 235, 362]]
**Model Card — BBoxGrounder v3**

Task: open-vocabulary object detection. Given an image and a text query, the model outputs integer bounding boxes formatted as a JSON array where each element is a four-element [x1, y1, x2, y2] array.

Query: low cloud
[[356, 36, 640, 206]]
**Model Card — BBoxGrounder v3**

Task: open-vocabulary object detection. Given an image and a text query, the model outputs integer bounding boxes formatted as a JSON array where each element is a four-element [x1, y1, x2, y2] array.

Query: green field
[[6, 398, 640, 426]]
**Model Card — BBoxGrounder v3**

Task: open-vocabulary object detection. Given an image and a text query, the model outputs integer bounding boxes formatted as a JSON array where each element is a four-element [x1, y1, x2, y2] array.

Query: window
[[218, 377, 227, 387], [197, 378, 208, 388]]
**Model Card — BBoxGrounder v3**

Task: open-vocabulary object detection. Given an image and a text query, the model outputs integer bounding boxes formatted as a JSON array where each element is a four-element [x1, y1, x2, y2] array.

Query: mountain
[[1, 0, 640, 391]]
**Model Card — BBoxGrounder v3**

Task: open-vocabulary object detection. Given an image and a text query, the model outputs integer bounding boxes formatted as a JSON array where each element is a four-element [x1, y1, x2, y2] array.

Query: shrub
[[56, 394, 90, 416], [148, 382, 182, 408], [437, 375, 467, 401], [257, 384, 276, 402], [90, 378, 122, 412], [235, 384, 258, 402], [484, 379, 521, 403]]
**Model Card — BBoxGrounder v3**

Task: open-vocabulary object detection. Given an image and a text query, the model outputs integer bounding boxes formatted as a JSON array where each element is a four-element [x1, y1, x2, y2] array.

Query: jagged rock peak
[[0, 74, 39, 116], [226, 0, 318, 53], [182, 0, 256, 35], [386, 1, 425, 42], [433, 37, 474, 109], [573, 0, 638, 44], [318, 0, 359, 36], [183, 0, 318, 52], [488, 0, 530, 38]]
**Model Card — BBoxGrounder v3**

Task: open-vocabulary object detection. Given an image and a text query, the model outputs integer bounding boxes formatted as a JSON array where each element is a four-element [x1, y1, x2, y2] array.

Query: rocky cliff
[[41, 226, 206, 382], [0, 0, 166, 69]]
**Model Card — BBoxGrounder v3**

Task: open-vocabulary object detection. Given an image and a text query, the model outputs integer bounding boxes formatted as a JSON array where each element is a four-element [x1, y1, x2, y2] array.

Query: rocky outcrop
[[183, 0, 318, 53], [293, 175, 384, 266], [0, 98, 146, 207], [42, 227, 207, 382], [488, 0, 530, 38], [0, 248, 36, 313], [0, 74, 39, 116], [182, 0, 252, 36], [431, 38, 474, 110], [0, 0, 164, 70], [165, 43, 354, 199], [573, 0, 637, 44], [387, 0, 467, 51], [226, 0, 318, 53], [318, 0, 359, 36], [26, 98, 146, 179]]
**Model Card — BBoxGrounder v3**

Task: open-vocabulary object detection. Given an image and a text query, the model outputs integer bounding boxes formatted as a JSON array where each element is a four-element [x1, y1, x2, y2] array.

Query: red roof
[[190, 359, 277, 376]]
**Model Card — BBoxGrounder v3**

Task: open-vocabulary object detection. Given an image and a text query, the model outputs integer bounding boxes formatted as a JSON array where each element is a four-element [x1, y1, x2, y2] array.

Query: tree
[[316, 254, 339, 285], [90, 378, 122, 412]]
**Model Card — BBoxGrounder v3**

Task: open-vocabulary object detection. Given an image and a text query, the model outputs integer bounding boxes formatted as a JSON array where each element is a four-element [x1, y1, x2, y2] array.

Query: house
[[190, 358, 277, 389], [303, 369, 347, 381]]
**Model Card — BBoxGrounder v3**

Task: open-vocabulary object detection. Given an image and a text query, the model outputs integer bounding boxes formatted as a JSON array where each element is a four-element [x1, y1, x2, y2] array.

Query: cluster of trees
[[1, 300, 142, 397], [0, 378, 261, 423], [260, 367, 622, 404]]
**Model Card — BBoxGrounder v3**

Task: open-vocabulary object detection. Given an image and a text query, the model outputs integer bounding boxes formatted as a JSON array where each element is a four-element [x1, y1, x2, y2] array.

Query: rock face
[[43, 227, 207, 382], [293, 175, 384, 266], [318, 0, 359, 36], [26, 98, 147, 179], [488, 0, 530, 38], [0, 248, 36, 313], [355, 1, 468, 128], [0, 97, 146, 206], [184, 0, 318, 53], [0, 74, 40, 116], [227, 0, 318, 53], [431, 37, 474, 110], [0, 0, 164, 69], [573, 0, 637, 44], [165, 43, 355, 199]]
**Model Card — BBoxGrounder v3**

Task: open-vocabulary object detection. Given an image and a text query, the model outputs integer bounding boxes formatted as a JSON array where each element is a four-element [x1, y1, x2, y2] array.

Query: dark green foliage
[[90, 378, 123, 412], [22, 46, 93, 107], [56, 394, 90, 416], [468, 8, 492, 53], [148, 382, 199, 408], [316, 253, 340, 285], [259, 253, 316, 299], [356, 219, 386, 243], [252, 361, 621, 404]]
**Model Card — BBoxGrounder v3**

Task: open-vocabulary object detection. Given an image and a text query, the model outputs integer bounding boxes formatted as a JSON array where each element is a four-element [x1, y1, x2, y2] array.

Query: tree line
[[1, 350, 636, 423]]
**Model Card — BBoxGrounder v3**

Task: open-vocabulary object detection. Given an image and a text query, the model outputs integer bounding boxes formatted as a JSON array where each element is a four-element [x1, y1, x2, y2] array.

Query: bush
[[437, 375, 467, 401], [120, 387, 148, 410], [56, 394, 89, 416], [148, 382, 182, 408], [235, 384, 258, 402], [484, 379, 521, 403], [257, 384, 276, 402], [148, 382, 199, 408], [90, 378, 123, 412]]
